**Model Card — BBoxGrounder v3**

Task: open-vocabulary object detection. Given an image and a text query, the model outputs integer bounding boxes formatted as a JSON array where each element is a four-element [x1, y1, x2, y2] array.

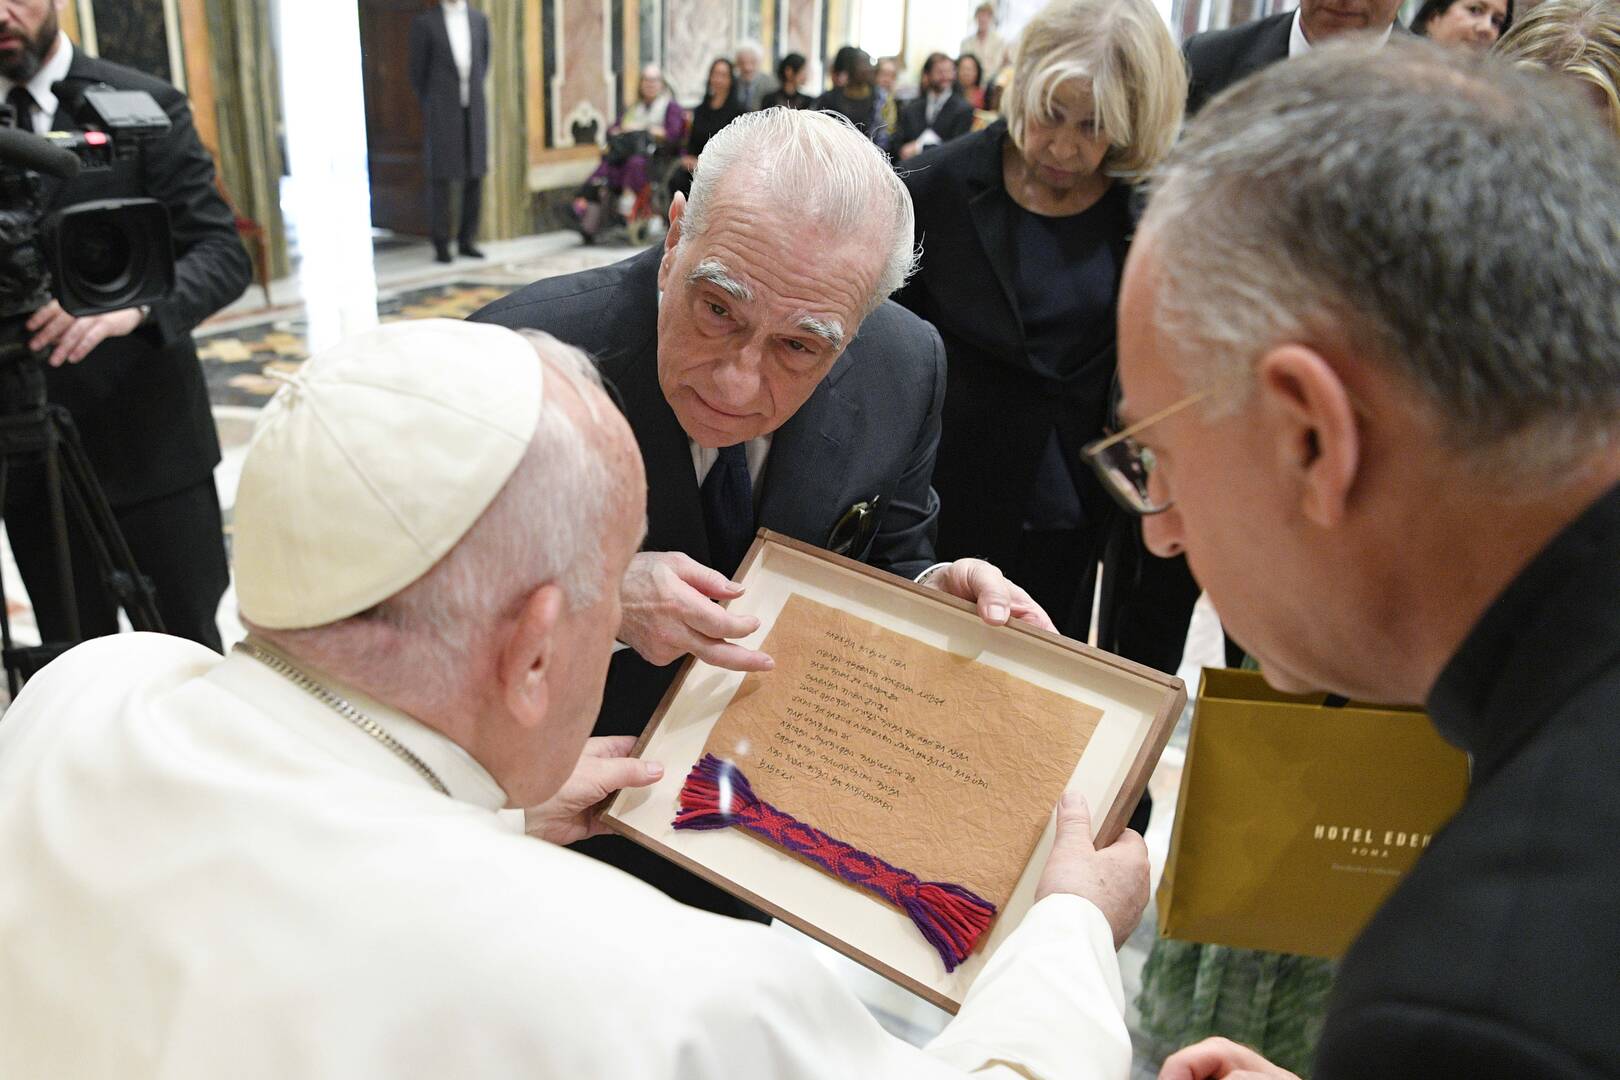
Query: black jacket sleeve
[[139, 82, 253, 346]]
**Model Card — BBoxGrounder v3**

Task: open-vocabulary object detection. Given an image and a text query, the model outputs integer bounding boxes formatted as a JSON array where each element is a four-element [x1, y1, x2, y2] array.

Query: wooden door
[[359, 0, 432, 236]]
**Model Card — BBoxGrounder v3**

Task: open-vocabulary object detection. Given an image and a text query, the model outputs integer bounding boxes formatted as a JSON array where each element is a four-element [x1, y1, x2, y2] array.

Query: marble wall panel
[[552, 0, 616, 146], [664, 0, 735, 103], [783, 0, 820, 84]]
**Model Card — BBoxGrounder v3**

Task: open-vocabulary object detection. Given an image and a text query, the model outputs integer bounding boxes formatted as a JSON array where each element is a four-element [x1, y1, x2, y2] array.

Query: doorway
[[358, 0, 431, 237]]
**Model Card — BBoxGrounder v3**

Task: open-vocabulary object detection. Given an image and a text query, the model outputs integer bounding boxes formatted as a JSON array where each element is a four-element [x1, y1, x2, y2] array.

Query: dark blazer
[[1315, 483, 1620, 1078], [471, 248, 946, 916], [408, 4, 489, 179], [1183, 9, 1294, 116], [37, 49, 250, 508], [894, 121, 1125, 631], [895, 91, 975, 152]]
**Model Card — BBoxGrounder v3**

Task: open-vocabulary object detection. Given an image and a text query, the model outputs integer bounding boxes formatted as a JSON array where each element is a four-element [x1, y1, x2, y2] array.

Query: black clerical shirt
[[1314, 482, 1620, 1078]]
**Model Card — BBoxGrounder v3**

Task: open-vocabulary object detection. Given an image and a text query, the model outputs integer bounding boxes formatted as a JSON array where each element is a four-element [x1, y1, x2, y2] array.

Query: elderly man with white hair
[[473, 107, 1058, 919], [0, 319, 1148, 1079], [734, 39, 776, 108]]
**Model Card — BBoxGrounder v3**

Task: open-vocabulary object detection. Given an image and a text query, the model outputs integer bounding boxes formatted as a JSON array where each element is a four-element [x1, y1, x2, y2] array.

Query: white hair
[[678, 107, 918, 317], [736, 39, 764, 61], [247, 331, 617, 713]]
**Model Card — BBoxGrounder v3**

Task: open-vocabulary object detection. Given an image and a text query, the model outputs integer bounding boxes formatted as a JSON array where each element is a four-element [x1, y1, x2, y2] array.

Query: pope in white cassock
[[0, 319, 1149, 1078]]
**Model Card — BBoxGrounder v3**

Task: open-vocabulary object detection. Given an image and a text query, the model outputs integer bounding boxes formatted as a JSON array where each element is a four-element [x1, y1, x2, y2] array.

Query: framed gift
[[602, 532, 1185, 1013]]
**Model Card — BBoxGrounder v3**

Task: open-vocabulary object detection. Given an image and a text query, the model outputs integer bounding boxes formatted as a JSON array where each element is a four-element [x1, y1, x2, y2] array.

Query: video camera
[[0, 85, 180, 690], [0, 85, 176, 353]]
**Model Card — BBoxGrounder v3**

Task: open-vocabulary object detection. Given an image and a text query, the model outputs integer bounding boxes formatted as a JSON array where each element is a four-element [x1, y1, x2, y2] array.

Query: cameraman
[[0, 0, 250, 652]]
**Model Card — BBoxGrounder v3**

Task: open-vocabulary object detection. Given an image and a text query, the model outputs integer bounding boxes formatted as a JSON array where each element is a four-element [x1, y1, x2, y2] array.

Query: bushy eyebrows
[[689, 257, 846, 351], [797, 314, 844, 351], [687, 258, 754, 303]]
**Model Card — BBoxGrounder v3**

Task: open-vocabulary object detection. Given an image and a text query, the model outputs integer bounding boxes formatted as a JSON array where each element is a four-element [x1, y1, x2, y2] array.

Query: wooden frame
[[603, 530, 1185, 1013]]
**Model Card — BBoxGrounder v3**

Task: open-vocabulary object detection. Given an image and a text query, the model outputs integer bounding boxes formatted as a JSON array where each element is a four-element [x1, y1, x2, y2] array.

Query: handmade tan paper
[[699, 593, 1100, 912]]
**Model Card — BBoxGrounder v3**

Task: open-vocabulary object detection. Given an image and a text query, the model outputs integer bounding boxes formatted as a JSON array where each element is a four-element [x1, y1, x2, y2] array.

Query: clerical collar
[[1426, 481, 1620, 780], [226, 640, 509, 812]]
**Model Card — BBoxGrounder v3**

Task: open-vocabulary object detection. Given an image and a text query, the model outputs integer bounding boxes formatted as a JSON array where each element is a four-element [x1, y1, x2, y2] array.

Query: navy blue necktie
[[701, 444, 754, 579]]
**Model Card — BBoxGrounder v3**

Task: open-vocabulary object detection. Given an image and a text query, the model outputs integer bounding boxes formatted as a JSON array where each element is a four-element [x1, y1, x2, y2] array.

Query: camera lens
[[64, 221, 137, 295], [42, 197, 173, 316]]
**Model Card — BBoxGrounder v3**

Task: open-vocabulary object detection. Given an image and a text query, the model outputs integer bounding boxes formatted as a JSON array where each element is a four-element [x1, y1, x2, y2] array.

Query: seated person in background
[[735, 40, 775, 110], [1495, 0, 1620, 133], [896, 53, 975, 160], [574, 64, 686, 241], [0, 319, 1152, 1079], [669, 57, 742, 200], [874, 54, 903, 142], [1412, 0, 1513, 46], [1119, 42, 1620, 1080], [814, 46, 883, 144], [761, 52, 813, 109], [471, 108, 1058, 919], [957, 52, 987, 108]]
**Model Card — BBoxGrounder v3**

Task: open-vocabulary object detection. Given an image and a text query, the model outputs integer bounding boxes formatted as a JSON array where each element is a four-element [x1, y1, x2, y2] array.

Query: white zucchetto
[[233, 318, 542, 629]]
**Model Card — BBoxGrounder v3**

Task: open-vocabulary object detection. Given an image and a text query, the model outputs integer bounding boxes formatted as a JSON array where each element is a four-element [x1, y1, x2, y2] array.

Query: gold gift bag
[[1157, 668, 1470, 959]]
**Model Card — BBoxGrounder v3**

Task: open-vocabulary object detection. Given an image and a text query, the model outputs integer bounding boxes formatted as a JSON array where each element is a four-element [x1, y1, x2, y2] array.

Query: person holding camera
[[0, 0, 251, 654]]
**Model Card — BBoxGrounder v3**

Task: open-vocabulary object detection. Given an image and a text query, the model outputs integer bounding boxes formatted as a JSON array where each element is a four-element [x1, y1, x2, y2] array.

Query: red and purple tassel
[[673, 753, 997, 972]]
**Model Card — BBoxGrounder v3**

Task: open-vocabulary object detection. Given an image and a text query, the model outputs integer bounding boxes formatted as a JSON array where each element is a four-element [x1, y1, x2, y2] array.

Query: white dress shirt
[[441, 0, 473, 107], [0, 633, 1132, 1079], [1289, 8, 1397, 56], [691, 435, 772, 490], [0, 32, 74, 133]]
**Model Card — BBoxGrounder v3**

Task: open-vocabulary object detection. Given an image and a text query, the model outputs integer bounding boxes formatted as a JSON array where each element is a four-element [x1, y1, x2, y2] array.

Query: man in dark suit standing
[[473, 108, 1054, 917], [1, 0, 250, 654], [896, 53, 975, 161], [408, 0, 488, 263], [1184, 0, 1404, 115]]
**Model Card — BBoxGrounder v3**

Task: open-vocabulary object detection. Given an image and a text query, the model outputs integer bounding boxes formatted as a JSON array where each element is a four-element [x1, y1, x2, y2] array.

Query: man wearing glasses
[[1092, 42, 1620, 1080]]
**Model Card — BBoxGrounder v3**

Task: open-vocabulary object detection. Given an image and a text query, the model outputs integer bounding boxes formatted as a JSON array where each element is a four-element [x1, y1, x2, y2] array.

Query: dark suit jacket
[[34, 49, 250, 508], [895, 91, 975, 153], [471, 247, 946, 916], [1183, 10, 1294, 116], [408, 5, 489, 179], [894, 121, 1125, 634], [1316, 482, 1620, 1078]]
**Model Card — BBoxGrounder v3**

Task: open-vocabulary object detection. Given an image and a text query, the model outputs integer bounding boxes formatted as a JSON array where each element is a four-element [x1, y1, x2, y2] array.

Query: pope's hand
[[1035, 792, 1149, 950], [920, 558, 1057, 633], [1159, 1038, 1302, 1080], [523, 736, 664, 845], [618, 551, 775, 672]]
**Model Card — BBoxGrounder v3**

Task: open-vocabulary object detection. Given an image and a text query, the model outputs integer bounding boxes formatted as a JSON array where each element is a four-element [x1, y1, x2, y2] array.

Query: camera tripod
[[0, 319, 162, 698]]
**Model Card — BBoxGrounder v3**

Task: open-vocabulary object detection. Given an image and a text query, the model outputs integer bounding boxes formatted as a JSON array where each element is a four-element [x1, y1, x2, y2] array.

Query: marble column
[[551, 0, 617, 147]]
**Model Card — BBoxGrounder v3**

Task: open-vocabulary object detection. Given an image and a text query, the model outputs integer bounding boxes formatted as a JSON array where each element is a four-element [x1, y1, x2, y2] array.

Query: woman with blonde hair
[[1495, 0, 1620, 134], [894, 0, 1184, 687]]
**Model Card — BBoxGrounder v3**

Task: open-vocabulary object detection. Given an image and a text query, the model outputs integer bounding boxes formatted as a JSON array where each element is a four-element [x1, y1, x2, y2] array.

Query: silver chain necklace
[[236, 640, 451, 797]]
